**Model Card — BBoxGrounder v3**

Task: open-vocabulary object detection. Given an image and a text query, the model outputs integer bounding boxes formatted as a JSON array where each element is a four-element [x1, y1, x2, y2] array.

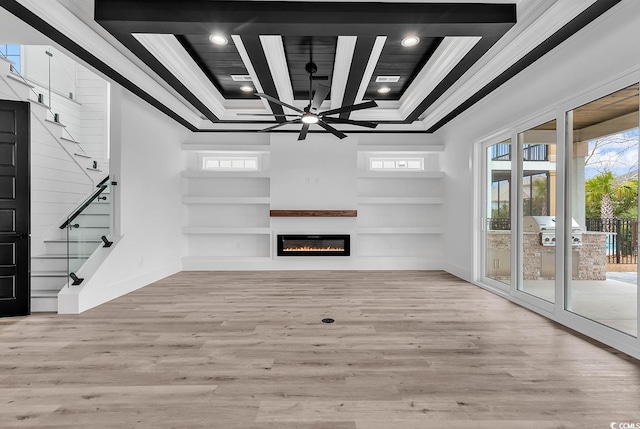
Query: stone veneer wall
[[577, 232, 607, 280], [487, 231, 606, 280]]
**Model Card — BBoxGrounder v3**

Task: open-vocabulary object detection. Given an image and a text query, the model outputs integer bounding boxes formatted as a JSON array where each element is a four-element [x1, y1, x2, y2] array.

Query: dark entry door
[[0, 100, 30, 317]]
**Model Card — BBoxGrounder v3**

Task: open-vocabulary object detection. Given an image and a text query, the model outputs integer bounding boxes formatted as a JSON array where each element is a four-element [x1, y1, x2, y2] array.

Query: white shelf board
[[356, 144, 444, 152], [182, 196, 270, 204], [357, 227, 443, 234], [357, 197, 444, 205], [182, 227, 271, 235], [182, 170, 270, 178], [181, 144, 270, 152], [357, 171, 444, 179], [183, 256, 272, 263]]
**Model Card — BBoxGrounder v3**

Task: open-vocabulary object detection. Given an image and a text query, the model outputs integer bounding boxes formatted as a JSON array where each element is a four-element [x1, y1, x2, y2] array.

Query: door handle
[[0, 232, 29, 239]]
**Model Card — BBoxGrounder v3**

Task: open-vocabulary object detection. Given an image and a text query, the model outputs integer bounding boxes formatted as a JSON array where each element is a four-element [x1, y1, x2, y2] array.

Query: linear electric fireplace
[[277, 235, 350, 256]]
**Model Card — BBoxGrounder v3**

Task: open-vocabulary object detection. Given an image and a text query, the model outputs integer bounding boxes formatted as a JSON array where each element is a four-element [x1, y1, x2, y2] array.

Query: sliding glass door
[[518, 120, 557, 303], [484, 139, 512, 287], [566, 84, 639, 337]]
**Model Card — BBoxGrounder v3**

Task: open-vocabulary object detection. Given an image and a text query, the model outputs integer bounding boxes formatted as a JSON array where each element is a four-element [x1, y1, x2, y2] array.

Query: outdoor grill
[[523, 216, 583, 247]]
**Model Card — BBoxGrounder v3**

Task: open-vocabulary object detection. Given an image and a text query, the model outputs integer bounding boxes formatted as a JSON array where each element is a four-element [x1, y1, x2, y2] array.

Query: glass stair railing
[[59, 176, 114, 285]]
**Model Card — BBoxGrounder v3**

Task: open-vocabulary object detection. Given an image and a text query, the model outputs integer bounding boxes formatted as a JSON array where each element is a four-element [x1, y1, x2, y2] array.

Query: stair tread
[[74, 152, 92, 158], [45, 118, 66, 127], [44, 238, 102, 243], [32, 290, 60, 297], [31, 270, 68, 277], [32, 254, 91, 259], [28, 98, 50, 108], [6, 72, 34, 88], [60, 136, 81, 144]]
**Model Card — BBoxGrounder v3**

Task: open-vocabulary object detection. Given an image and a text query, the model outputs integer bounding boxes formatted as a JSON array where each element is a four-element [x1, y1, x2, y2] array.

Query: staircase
[[31, 185, 112, 311], [0, 55, 110, 312]]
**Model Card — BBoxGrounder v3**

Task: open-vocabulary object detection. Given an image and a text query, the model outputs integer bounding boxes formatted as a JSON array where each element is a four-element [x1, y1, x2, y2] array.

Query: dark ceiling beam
[[339, 36, 377, 120], [0, 0, 198, 131], [241, 36, 285, 122], [94, 1, 516, 36]]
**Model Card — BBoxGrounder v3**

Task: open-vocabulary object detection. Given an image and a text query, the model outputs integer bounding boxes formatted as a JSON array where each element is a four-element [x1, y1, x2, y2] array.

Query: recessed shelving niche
[[356, 147, 444, 260], [182, 145, 272, 262]]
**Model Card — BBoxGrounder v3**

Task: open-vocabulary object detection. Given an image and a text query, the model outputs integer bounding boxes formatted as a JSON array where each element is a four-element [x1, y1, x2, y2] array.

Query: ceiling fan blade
[[236, 113, 298, 117], [311, 84, 330, 111], [259, 119, 300, 133], [311, 75, 329, 81], [255, 93, 304, 114], [298, 124, 310, 141], [323, 117, 378, 129], [320, 100, 378, 117], [317, 120, 347, 139]]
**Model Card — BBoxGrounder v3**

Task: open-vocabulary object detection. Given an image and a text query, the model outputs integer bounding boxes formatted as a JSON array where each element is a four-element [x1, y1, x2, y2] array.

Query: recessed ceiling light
[[209, 34, 228, 45], [377, 87, 391, 94], [401, 36, 420, 47], [240, 85, 254, 92]]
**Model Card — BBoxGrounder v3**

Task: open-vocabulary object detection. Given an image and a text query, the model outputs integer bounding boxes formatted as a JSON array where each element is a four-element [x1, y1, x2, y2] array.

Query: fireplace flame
[[284, 246, 344, 252]]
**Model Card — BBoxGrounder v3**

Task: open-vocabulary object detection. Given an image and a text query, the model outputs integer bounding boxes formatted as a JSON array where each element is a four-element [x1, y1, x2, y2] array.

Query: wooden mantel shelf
[[270, 210, 357, 217]]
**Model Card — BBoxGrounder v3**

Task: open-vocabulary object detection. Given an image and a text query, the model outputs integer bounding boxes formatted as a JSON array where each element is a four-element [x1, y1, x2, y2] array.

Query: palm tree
[[585, 172, 638, 231], [586, 172, 615, 219]]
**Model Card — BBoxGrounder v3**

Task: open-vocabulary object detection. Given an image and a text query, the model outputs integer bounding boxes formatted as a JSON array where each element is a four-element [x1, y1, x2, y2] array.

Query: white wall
[[270, 134, 357, 210], [60, 85, 188, 312], [439, 0, 640, 281]]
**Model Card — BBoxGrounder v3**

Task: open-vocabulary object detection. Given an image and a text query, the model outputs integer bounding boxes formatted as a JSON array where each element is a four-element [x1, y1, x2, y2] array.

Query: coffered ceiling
[[0, 0, 624, 135]]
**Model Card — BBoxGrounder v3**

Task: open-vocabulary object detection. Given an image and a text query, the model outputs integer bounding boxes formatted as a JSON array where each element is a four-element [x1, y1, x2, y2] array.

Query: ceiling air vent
[[231, 75, 253, 82], [375, 76, 400, 83]]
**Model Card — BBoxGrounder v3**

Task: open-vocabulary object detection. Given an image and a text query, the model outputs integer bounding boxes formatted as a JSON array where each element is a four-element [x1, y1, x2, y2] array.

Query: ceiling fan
[[244, 61, 379, 141]]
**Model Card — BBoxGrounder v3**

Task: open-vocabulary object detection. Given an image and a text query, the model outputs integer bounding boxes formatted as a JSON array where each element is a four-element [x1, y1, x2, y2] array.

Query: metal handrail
[[59, 176, 110, 229]]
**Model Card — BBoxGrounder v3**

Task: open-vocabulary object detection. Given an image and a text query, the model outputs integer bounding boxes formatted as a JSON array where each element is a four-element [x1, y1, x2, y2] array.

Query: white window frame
[[200, 155, 261, 171], [368, 156, 424, 171]]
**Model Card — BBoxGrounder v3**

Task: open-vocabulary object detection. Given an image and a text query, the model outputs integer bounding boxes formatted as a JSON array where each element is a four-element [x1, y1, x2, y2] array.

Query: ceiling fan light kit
[[254, 60, 379, 140]]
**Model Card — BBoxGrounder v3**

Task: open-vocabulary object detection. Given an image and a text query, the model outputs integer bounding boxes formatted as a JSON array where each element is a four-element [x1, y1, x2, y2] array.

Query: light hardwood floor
[[1, 271, 639, 428]]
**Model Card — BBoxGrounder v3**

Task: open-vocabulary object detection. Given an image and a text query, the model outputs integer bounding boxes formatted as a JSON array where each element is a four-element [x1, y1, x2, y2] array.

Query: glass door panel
[[566, 83, 639, 337], [485, 139, 512, 285], [519, 120, 557, 303]]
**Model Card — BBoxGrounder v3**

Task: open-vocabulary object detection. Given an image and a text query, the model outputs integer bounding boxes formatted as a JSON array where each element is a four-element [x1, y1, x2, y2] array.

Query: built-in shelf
[[181, 144, 271, 152], [357, 197, 444, 205], [183, 256, 272, 263], [182, 227, 271, 234], [357, 227, 443, 234], [270, 210, 357, 217], [182, 196, 270, 204], [182, 170, 270, 178], [357, 171, 444, 179]]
